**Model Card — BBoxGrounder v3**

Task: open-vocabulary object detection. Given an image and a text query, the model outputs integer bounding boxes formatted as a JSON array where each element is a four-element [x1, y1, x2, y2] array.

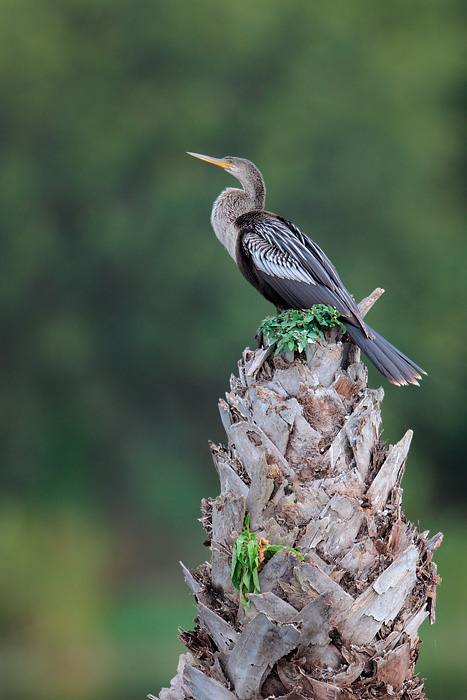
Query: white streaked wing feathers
[[241, 215, 360, 316], [242, 231, 315, 285]]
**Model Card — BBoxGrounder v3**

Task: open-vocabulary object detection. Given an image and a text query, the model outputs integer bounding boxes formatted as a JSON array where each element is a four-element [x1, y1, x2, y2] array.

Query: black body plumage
[[188, 152, 425, 387]]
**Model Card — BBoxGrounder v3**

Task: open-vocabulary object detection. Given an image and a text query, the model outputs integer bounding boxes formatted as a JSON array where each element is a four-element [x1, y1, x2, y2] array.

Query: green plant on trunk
[[258, 306, 346, 355], [231, 513, 303, 608]]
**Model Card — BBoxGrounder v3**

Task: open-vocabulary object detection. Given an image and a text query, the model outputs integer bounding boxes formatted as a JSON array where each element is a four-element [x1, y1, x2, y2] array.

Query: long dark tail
[[345, 323, 426, 387]]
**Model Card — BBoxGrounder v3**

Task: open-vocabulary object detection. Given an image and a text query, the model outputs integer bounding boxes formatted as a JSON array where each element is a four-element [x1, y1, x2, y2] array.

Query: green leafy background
[[0, 2, 465, 698]]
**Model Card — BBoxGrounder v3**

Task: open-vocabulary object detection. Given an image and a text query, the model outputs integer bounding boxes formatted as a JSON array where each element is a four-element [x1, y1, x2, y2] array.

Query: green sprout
[[258, 305, 346, 356], [231, 514, 303, 608]]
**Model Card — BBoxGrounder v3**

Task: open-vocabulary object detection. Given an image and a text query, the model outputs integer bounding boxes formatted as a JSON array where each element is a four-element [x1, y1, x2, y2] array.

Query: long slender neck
[[210, 167, 266, 260], [237, 166, 266, 208]]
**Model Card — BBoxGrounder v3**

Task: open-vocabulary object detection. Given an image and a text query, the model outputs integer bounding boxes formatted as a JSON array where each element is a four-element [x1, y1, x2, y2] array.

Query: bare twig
[[358, 287, 385, 318]]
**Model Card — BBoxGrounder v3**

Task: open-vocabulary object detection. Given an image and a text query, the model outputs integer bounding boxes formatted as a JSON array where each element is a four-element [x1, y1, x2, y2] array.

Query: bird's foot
[[255, 327, 266, 348]]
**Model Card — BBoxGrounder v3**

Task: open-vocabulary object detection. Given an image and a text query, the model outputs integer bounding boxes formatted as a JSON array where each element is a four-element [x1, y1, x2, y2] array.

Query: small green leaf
[[252, 566, 260, 592], [265, 544, 304, 560], [264, 544, 283, 555], [247, 539, 257, 569]]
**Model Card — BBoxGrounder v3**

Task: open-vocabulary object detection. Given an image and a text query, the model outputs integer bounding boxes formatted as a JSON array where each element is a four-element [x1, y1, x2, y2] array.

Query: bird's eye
[[225, 158, 234, 166]]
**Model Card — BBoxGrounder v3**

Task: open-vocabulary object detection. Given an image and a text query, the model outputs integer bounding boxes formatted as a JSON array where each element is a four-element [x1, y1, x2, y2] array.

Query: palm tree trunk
[[152, 291, 441, 700]]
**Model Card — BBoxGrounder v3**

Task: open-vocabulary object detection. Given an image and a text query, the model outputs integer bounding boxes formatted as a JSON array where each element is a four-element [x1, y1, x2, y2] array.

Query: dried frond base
[[153, 331, 441, 700]]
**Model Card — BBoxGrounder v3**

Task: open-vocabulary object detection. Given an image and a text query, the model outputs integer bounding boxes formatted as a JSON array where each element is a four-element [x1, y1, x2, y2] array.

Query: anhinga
[[188, 152, 425, 387]]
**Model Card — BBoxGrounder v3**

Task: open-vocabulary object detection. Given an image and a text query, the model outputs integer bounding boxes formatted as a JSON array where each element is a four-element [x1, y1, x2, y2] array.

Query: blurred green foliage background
[[0, 1, 465, 698]]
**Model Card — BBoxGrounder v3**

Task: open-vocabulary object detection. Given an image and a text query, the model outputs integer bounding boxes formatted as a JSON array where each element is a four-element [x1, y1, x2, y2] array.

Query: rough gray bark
[[152, 293, 441, 700]]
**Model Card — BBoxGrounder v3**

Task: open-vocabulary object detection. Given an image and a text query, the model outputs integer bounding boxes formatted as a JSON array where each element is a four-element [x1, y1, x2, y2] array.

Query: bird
[[187, 152, 426, 387]]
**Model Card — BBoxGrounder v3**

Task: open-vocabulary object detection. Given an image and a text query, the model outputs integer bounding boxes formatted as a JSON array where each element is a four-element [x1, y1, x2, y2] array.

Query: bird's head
[[187, 152, 260, 185], [187, 151, 266, 211]]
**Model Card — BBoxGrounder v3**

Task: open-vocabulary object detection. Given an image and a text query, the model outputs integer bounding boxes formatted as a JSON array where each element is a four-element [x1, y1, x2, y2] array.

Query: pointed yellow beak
[[187, 152, 232, 169]]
